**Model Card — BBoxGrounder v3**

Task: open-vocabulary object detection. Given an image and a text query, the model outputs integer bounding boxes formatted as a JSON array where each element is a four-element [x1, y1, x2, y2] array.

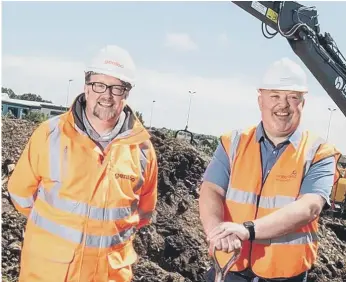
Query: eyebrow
[[269, 91, 300, 95]]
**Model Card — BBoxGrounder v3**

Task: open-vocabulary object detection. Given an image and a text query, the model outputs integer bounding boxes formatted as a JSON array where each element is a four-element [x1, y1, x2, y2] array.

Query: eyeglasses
[[87, 82, 128, 96]]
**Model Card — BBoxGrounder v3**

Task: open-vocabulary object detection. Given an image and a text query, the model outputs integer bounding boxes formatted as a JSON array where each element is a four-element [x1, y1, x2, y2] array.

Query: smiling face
[[258, 89, 305, 138], [84, 73, 129, 123]]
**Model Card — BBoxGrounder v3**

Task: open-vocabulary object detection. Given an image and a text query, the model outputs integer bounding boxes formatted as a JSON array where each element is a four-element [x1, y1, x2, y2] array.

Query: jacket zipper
[[62, 146, 68, 180], [78, 151, 105, 281]]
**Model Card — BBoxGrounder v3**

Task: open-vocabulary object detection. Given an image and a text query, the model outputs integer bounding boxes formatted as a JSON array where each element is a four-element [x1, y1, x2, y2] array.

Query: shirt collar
[[255, 121, 302, 150]]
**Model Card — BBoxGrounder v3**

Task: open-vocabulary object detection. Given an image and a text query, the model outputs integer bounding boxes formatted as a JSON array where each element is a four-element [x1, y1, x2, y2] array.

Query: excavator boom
[[232, 1, 346, 117]]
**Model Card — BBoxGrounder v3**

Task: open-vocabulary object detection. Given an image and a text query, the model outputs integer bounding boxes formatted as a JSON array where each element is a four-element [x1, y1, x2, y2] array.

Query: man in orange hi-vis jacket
[[8, 45, 158, 282]]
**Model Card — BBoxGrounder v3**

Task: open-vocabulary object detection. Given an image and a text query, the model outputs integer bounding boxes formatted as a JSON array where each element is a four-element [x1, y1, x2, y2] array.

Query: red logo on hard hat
[[104, 60, 124, 68]]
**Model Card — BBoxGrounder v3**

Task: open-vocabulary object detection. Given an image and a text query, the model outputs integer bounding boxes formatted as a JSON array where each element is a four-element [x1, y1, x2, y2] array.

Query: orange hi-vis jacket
[[217, 126, 341, 279], [8, 95, 158, 282]]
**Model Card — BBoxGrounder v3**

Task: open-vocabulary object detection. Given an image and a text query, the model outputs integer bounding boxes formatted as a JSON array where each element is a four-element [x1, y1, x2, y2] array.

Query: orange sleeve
[[7, 124, 46, 217], [137, 142, 158, 229]]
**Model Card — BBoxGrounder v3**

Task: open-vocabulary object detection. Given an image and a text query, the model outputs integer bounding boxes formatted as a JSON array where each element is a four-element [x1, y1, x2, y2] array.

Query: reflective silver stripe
[[303, 137, 325, 177], [226, 187, 295, 208], [139, 141, 149, 173], [39, 116, 141, 220], [29, 208, 135, 248], [259, 194, 295, 209], [48, 116, 62, 182], [255, 232, 318, 245], [230, 129, 241, 170], [30, 207, 82, 243], [9, 193, 34, 208], [85, 227, 136, 248], [225, 129, 242, 199], [37, 184, 133, 220], [133, 141, 149, 192], [133, 177, 144, 193], [226, 187, 257, 205], [138, 208, 153, 220], [131, 199, 139, 213]]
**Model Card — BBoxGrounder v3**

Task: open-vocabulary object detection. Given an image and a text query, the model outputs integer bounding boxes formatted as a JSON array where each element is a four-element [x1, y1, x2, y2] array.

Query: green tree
[[23, 111, 49, 123], [135, 111, 145, 125], [2, 87, 17, 99], [210, 138, 219, 152], [2, 87, 52, 103], [18, 93, 52, 103]]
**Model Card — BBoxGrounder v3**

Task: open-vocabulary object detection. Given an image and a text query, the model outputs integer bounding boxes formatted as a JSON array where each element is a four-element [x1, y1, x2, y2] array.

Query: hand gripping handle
[[213, 247, 241, 282]]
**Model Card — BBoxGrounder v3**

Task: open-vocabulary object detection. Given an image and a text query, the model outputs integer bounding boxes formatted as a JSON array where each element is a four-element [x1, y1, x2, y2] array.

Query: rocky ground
[[1, 116, 345, 282]]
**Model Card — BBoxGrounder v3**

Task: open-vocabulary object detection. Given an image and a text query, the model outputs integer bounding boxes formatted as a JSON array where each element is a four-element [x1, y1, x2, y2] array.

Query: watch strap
[[243, 221, 255, 241]]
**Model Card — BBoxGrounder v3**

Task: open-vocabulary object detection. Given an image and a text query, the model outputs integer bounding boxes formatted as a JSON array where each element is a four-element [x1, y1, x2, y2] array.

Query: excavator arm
[[232, 1, 346, 117]]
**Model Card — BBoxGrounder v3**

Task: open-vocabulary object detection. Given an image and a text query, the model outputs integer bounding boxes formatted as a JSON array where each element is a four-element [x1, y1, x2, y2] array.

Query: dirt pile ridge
[[132, 129, 211, 282], [1, 117, 345, 282]]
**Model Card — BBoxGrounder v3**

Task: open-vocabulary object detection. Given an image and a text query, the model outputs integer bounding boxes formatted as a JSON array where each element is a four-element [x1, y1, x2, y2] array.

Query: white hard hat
[[85, 45, 136, 86], [259, 57, 308, 92]]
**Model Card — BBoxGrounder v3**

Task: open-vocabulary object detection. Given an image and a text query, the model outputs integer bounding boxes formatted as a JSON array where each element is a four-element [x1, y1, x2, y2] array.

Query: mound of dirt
[[1, 117, 345, 282], [2, 118, 39, 281], [308, 215, 346, 282], [132, 129, 212, 282]]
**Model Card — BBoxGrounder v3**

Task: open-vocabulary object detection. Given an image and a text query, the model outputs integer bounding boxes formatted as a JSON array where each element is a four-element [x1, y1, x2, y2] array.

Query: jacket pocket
[[107, 241, 138, 270], [20, 236, 75, 282], [107, 241, 137, 282]]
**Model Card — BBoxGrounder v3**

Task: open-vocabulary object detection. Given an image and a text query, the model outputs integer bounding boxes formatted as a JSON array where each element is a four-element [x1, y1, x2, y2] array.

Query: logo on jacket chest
[[114, 173, 136, 182], [275, 170, 297, 182]]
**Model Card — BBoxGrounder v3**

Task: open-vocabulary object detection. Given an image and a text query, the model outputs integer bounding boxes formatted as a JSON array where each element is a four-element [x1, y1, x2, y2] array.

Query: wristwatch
[[243, 221, 255, 241]]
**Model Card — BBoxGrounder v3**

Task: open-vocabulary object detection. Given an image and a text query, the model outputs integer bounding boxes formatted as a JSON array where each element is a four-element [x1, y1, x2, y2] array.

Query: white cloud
[[2, 54, 346, 154], [300, 94, 346, 154], [217, 33, 230, 47], [164, 33, 198, 51]]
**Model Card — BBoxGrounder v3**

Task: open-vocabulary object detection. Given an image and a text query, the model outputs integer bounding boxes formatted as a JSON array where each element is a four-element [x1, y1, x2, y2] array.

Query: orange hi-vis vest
[[8, 103, 158, 282], [217, 126, 340, 279]]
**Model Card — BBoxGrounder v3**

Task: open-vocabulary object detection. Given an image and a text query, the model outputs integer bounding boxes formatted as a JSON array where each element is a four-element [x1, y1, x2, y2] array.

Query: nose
[[278, 95, 289, 108], [103, 88, 113, 97]]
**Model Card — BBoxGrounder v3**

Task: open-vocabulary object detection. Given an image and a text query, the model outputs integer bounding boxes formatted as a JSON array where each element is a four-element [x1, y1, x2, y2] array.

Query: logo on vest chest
[[114, 173, 136, 182], [276, 170, 297, 182]]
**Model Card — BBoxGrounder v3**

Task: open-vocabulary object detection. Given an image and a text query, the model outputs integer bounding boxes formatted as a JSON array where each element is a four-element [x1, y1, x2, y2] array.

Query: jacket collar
[[62, 93, 150, 146]]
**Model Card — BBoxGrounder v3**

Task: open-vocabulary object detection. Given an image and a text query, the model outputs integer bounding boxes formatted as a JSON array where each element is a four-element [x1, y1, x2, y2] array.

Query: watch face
[[244, 221, 254, 227]]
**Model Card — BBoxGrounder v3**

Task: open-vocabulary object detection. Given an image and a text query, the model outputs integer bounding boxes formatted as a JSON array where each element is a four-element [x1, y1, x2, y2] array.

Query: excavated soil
[[1, 117, 345, 282]]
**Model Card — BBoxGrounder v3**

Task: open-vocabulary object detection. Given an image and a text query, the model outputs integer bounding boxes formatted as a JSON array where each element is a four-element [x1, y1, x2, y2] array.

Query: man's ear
[[84, 85, 89, 98], [257, 90, 263, 111]]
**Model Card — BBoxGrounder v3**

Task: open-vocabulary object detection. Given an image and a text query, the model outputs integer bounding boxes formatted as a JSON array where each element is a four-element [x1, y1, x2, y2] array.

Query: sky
[[2, 1, 346, 154]]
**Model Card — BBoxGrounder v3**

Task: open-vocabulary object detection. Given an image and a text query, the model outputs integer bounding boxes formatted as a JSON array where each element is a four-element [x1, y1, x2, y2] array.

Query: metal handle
[[213, 247, 241, 282]]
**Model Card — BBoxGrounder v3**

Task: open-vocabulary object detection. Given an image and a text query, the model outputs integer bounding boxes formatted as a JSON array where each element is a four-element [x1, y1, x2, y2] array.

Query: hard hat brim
[[258, 85, 308, 93], [85, 66, 135, 86]]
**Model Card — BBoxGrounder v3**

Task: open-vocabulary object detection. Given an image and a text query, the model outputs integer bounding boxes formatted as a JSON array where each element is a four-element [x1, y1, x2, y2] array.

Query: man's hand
[[208, 233, 242, 256], [207, 222, 250, 243]]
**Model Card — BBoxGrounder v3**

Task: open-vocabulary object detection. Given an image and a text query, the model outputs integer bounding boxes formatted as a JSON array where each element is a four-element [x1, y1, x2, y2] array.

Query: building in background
[[1, 93, 68, 119]]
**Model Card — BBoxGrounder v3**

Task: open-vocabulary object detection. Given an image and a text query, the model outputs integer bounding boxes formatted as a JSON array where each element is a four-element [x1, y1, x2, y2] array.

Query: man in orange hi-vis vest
[[8, 45, 158, 282], [199, 58, 341, 282]]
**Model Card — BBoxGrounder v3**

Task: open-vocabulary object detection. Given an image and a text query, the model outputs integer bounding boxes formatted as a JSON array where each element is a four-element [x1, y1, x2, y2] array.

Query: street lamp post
[[326, 107, 336, 141], [185, 90, 196, 130], [149, 100, 156, 129], [65, 79, 73, 109]]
